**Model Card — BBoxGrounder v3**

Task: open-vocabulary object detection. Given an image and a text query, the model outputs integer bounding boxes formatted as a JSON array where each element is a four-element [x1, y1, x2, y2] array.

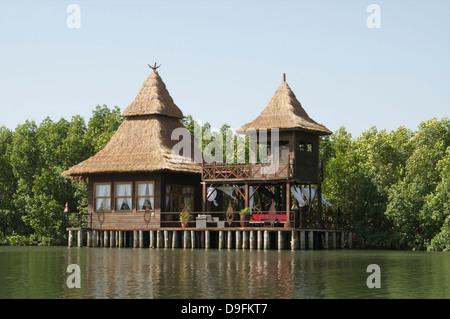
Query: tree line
[[0, 106, 448, 250]]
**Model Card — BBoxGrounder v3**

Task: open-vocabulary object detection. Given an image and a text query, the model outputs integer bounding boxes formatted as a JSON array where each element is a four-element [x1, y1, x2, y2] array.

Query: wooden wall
[[87, 171, 201, 229]]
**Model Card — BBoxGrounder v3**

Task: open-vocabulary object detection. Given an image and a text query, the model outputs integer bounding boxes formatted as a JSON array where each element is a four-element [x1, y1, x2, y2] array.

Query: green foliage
[[0, 105, 123, 245]]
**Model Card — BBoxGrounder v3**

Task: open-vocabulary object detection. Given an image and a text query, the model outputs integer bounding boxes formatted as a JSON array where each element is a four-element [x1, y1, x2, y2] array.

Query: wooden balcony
[[202, 159, 294, 182]]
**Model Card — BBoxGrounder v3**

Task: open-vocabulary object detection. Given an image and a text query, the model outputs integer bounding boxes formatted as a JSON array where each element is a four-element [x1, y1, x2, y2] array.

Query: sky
[[0, 0, 449, 137]]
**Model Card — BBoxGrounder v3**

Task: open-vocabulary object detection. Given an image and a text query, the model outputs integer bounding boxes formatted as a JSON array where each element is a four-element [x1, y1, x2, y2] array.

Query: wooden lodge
[[63, 67, 352, 250]]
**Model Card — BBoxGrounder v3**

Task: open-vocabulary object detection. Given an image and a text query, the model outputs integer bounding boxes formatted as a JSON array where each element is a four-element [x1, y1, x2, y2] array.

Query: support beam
[[227, 230, 233, 249], [249, 231, 255, 250], [205, 230, 210, 249], [164, 230, 170, 248], [257, 230, 263, 250], [149, 231, 155, 248], [264, 230, 270, 250], [183, 231, 190, 248], [118, 231, 123, 248], [324, 232, 329, 249], [348, 232, 353, 249], [278, 231, 284, 250], [87, 230, 92, 247], [103, 231, 109, 248], [235, 231, 242, 249], [300, 230, 306, 250], [68, 230, 73, 247], [218, 230, 224, 249], [133, 230, 138, 248], [291, 231, 298, 250], [172, 231, 178, 248], [341, 231, 345, 249], [77, 230, 83, 247], [309, 230, 314, 250], [243, 231, 249, 249]]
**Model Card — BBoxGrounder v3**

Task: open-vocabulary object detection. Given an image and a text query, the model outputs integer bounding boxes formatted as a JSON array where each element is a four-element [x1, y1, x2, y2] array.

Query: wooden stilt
[[257, 230, 263, 250], [236, 231, 242, 249], [218, 230, 224, 249], [77, 230, 83, 247], [118, 231, 124, 248], [300, 230, 306, 250], [309, 230, 314, 250], [243, 231, 249, 249], [264, 230, 270, 250], [205, 230, 210, 249], [250, 231, 255, 249], [227, 230, 233, 249], [103, 231, 109, 248], [68, 230, 73, 247]]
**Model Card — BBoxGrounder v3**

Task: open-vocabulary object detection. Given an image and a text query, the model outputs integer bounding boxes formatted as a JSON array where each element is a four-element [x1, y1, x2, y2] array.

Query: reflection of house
[[62, 68, 202, 229]]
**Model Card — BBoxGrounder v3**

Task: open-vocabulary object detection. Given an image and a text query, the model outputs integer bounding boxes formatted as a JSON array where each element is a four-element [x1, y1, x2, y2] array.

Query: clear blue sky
[[0, 0, 449, 137]]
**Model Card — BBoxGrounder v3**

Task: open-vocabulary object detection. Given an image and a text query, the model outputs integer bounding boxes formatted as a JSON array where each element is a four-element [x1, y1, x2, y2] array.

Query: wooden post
[[227, 230, 233, 249], [257, 230, 263, 250], [249, 231, 255, 249], [309, 230, 314, 250], [149, 231, 155, 248], [172, 231, 178, 248], [218, 230, 224, 249], [68, 230, 73, 247], [324, 232, 329, 249], [300, 230, 306, 250], [118, 231, 124, 248], [264, 230, 270, 250], [202, 183, 207, 212], [286, 182, 290, 226], [291, 231, 298, 250], [77, 230, 83, 247], [236, 231, 242, 249], [205, 230, 210, 249], [243, 231, 249, 249], [133, 231, 138, 248], [183, 230, 190, 248], [164, 230, 170, 248], [87, 230, 92, 247], [103, 231, 109, 248], [244, 183, 249, 209], [278, 231, 283, 250]]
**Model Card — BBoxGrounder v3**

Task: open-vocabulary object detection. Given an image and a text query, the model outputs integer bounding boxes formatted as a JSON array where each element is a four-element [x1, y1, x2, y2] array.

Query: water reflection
[[0, 247, 449, 299]]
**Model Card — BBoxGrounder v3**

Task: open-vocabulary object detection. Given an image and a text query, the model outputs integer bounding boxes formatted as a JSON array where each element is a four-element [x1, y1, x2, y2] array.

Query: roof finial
[[148, 62, 161, 71], [283, 73, 286, 82]]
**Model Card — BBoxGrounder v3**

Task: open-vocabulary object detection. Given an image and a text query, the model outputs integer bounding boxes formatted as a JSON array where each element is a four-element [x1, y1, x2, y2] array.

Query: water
[[0, 246, 449, 299]]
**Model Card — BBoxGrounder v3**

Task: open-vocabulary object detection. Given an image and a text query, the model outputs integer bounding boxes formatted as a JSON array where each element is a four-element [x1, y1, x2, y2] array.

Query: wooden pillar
[[77, 229, 83, 247], [324, 232, 329, 249], [205, 230, 210, 249], [172, 231, 178, 248], [286, 182, 290, 226], [200, 231, 205, 248], [218, 230, 224, 249], [264, 230, 270, 250], [291, 231, 298, 250], [118, 231, 124, 248], [243, 231, 249, 249], [103, 231, 109, 248], [300, 230, 306, 250], [249, 231, 255, 249], [164, 230, 170, 248], [133, 231, 138, 248], [278, 231, 284, 250], [149, 231, 155, 248], [244, 183, 249, 209], [308, 230, 314, 250], [156, 230, 162, 248], [227, 230, 233, 249], [99, 231, 104, 247], [341, 231, 345, 249], [257, 230, 263, 250], [109, 231, 114, 247], [87, 230, 92, 247], [236, 231, 242, 249], [68, 230, 73, 247], [202, 182, 207, 212], [185, 230, 191, 248]]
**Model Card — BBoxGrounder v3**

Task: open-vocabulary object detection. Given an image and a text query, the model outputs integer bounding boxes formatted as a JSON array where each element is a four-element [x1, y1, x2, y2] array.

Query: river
[[0, 246, 449, 299]]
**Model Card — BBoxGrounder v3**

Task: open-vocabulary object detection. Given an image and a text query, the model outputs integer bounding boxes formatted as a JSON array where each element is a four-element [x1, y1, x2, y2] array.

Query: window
[[136, 182, 154, 211], [299, 142, 306, 151], [94, 183, 111, 211], [116, 182, 132, 211], [166, 185, 194, 212]]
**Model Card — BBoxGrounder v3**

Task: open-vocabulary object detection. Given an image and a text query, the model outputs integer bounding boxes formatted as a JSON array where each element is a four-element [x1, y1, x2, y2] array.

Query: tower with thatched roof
[[62, 67, 202, 229], [202, 74, 332, 228]]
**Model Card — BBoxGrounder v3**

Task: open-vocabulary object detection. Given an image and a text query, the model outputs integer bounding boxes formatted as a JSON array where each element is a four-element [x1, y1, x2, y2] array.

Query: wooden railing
[[202, 159, 294, 181]]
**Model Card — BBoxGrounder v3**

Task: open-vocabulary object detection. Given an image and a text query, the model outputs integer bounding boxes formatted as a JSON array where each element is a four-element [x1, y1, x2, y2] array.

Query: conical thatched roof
[[122, 69, 183, 119], [237, 78, 332, 135], [61, 69, 200, 179]]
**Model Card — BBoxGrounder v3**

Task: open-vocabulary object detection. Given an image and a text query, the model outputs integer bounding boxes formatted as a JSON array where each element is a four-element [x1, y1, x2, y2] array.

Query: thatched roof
[[122, 69, 183, 119], [237, 78, 332, 135], [61, 69, 200, 179]]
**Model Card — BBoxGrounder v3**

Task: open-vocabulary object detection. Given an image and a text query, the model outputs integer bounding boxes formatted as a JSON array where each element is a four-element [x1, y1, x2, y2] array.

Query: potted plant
[[239, 207, 251, 227], [179, 208, 193, 228]]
